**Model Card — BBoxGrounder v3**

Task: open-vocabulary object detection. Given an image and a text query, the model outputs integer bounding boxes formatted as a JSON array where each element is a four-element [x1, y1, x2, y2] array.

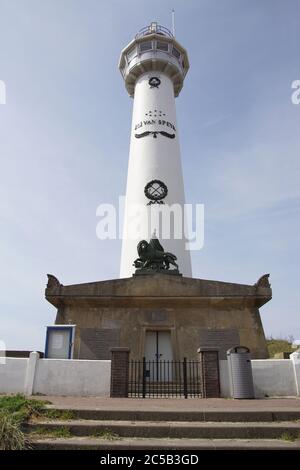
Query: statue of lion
[[133, 237, 178, 271]]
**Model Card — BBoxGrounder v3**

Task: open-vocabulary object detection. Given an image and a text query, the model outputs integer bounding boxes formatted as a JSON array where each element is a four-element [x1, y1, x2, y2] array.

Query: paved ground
[[32, 396, 300, 411]]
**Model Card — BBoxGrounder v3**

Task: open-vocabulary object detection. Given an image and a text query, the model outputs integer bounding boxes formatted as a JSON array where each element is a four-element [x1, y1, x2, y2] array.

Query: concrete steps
[[42, 407, 300, 422], [31, 437, 300, 450], [26, 419, 300, 440], [26, 406, 300, 450]]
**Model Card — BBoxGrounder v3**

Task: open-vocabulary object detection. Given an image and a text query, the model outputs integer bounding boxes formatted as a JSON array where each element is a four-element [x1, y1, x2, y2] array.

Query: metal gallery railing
[[135, 24, 174, 39], [129, 357, 203, 398]]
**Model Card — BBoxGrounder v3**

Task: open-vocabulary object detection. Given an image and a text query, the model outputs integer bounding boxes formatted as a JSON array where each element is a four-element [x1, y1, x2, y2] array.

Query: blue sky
[[0, 0, 299, 350]]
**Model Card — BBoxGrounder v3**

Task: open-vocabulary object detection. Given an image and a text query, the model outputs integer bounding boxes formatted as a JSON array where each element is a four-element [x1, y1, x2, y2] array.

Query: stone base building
[[45, 273, 271, 361]]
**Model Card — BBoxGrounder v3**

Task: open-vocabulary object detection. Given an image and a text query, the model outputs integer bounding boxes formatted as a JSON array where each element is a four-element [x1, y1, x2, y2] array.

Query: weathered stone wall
[[49, 274, 271, 360], [55, 303, 268, 360]]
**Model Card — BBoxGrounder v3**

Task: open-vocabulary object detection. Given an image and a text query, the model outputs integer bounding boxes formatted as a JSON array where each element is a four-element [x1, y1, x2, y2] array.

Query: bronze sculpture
[[133, 237, 179, 273]]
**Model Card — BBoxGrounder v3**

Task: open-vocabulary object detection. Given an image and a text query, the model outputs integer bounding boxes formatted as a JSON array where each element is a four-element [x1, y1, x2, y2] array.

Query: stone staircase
[[25, 407, 300, 450]]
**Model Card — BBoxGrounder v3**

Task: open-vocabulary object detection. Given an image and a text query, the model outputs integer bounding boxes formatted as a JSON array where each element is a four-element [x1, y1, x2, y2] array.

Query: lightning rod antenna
[[172, 9, 176, 37]]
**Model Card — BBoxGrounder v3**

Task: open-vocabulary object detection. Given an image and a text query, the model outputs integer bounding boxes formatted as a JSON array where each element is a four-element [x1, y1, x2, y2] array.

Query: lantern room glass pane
[[156, 41, 169, 52], [172, 46, 180, 59], [127, 46, 137, 62], [140, 41, 152, 52]]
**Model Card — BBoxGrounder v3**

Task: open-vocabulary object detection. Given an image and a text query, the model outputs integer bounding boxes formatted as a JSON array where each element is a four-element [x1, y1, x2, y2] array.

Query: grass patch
[[280, 432, 300, 442], [0, 394, 49, 423], [280, 432, 296, 442], [92, 429, 120, 440], [51, 427, 72, 438], [0, 394, 49, 450], [30, 426, 72, 438], [43, 409, 76, 421]]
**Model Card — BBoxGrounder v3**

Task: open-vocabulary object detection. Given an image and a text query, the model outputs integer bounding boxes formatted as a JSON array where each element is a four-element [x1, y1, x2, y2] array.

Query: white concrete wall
[[1, 353, 300, 398], [0, 353, 111, 396], [0, 358, 27, 393], [252, 359, 297, 397], [219, 360, 231, 397], [33, 359, 111, 396], [219, 358, 299, 398]]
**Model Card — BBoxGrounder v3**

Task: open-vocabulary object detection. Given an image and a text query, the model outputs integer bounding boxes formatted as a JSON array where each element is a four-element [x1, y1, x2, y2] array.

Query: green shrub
[[266, 338, 294, 358]]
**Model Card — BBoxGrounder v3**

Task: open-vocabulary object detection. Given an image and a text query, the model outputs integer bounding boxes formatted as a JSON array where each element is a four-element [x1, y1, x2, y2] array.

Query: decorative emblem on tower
[[135, 130, 175, 139], [144, 180, 168, 204], [149, 77, 161, 89]]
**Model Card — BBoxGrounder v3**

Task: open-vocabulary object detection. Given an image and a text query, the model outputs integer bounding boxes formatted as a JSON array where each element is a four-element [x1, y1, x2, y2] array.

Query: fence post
[[24, 351, 39, 396], [110, 347, 130, 398], [290, 351, 300, 397], [183, 357, 188, 399], [142, 357, 146, 398], [197, 348, 220, 398]]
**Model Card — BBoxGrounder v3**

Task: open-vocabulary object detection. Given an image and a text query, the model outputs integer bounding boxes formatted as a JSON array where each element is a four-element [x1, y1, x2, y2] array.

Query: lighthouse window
[[127, 47, 136, 62], [156, 41, 169, 52], [140, 41, 152, 52], [171, 47, 181, 60]]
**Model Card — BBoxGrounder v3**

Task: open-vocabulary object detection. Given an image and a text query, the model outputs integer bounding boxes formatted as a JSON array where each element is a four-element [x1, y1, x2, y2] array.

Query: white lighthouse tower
[[119, 22, 192, 278]]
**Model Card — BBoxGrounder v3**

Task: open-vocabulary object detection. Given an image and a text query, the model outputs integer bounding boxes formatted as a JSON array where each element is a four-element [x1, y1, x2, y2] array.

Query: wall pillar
[[290, 351, 300, 396], [110, 347, 130, 398], [24, 351, 39, 395], [198, 348, 220, 398]]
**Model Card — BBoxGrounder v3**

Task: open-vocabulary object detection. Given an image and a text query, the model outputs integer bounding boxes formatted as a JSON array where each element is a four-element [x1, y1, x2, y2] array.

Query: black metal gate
[[129, 357, 203, 398]]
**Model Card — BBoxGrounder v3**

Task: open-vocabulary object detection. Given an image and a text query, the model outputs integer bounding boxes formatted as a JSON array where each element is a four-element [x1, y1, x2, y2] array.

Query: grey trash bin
[[227, 346, 254, 399]]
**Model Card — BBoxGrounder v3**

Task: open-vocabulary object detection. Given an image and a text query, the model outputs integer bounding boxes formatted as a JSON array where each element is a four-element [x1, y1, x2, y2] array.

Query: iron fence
[[129, 357, 203, 398]]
